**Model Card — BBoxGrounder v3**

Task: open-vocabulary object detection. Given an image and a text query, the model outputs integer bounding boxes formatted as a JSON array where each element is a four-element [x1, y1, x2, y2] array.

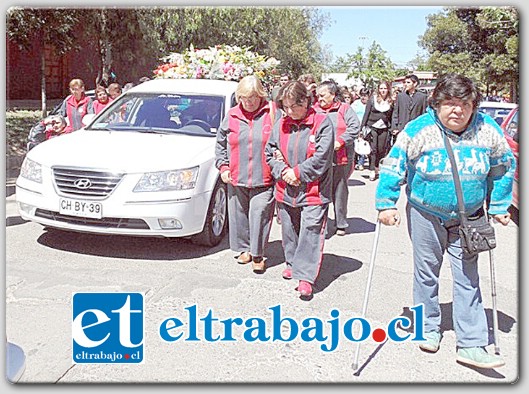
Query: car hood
[[28, 129, 216, 172]]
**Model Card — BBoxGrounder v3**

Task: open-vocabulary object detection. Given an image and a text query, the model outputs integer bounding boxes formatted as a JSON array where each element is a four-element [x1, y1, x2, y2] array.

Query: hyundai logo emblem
[[74, 178, 92, 189]]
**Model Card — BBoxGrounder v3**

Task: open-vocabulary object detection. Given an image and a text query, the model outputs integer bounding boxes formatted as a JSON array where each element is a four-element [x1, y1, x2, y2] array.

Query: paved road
[[4, 169, 520, 384]]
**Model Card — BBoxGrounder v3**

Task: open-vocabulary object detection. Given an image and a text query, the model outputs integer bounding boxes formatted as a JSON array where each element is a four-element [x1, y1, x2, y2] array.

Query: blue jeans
[[406, 204, 488, 348]]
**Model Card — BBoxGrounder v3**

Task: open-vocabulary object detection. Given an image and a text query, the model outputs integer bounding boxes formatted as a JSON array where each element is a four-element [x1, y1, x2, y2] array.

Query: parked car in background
[[500, 106, 518, 211], [16, 78, 238, 246], [479, 101, 517, 125]]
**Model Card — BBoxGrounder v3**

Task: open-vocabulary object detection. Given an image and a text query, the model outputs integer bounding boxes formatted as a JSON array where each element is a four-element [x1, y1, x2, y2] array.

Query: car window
[[88, 93, 226, 136], [479, 107, 496, 117]]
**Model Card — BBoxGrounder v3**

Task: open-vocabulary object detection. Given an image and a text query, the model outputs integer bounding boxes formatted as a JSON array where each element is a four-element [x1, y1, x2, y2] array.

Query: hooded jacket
[[265, 108, 334, 207]]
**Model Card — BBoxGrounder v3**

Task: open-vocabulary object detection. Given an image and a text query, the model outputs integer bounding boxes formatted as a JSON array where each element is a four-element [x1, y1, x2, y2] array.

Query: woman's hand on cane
[[378, 209, 401, 227], [493, 213, 511, 226]]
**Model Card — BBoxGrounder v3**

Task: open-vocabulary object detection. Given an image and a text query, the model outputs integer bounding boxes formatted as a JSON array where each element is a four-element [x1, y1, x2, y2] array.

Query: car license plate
[[59, 198, 103, 219]]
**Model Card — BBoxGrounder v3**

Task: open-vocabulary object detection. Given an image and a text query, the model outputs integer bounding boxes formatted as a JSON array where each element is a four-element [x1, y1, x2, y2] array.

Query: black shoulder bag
[[442, 131, 497, 256]]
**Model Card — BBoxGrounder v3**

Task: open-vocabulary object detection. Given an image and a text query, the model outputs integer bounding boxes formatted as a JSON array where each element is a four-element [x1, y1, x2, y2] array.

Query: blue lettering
[[411, 304, 425, 341], [185, 305, 199, 341], [321, 309, 340, 352], [301, 318, 327, 342], [270, 305, 298, 341], [220, 318, 243, 341], [201, 309, 220, 342], [243, 318, 269, 342], [159, 318, 184, 342], [343, 318, 370, 342], [387, 317, 411, 342]]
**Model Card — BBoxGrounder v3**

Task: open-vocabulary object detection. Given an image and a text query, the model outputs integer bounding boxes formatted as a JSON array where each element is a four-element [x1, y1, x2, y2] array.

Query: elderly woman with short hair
[[376, 73, 515, 369], [314, 79, 360, 236], [215, 75, 277, 273]]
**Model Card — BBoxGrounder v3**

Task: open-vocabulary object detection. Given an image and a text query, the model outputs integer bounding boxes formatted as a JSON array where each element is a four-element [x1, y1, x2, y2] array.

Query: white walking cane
[[485, 211, 500, 355], [352, 219, 382, 371], [489, 246, 500, 355]]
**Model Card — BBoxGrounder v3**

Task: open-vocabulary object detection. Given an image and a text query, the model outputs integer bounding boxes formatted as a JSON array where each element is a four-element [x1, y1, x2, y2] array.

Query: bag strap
[[441, 131, 469, 225]]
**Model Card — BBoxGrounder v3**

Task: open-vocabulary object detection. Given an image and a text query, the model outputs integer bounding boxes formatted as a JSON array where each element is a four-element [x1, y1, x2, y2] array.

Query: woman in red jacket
[[59, 78, 94, 132], [215, 75, 277, 273], [265, 81, 334, 298], [313, 79, 360, 236], [93, 85, 113, 114]]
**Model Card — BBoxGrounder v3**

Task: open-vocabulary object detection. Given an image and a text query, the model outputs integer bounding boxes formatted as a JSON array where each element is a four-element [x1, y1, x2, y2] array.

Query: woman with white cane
[[375, 73, 515, 369]]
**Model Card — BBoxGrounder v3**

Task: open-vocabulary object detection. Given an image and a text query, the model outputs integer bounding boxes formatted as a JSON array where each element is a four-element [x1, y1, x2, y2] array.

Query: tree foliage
[[7, 7, 83, 114], [344, 41, 395, 90], [7, 7, 80, 54], [7, 6, 330, 91], [419, 6, 519, 100]]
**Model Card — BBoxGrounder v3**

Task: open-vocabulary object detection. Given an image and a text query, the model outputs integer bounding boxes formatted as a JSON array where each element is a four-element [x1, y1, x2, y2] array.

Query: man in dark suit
[[391, 74, 428, 144]]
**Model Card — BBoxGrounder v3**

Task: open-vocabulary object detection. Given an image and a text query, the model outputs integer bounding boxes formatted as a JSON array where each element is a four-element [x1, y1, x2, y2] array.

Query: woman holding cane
[[375, 73, 515, 369]]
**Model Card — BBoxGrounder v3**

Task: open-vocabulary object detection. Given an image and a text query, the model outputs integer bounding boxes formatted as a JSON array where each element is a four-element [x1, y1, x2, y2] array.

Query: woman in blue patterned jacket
[[375, 73, 515, 370]]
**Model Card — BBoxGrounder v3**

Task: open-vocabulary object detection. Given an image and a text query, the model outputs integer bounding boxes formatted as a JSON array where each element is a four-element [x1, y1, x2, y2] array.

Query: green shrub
[[6, 110, 41, 156]]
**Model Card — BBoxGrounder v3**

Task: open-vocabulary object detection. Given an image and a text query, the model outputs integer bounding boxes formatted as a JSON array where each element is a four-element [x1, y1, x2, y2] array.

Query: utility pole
[[359, 36, 368, 50]]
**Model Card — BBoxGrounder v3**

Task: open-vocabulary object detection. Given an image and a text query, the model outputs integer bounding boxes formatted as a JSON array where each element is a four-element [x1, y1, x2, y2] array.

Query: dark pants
[[368, 128, 390, 170]]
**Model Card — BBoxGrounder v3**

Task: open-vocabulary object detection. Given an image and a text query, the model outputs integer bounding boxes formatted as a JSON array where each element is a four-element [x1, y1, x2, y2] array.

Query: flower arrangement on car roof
[[153, 44, 280, 87]]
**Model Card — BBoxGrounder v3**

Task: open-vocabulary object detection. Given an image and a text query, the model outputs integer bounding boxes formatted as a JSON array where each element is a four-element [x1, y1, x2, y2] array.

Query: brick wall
[[7, 37, 100, 100]]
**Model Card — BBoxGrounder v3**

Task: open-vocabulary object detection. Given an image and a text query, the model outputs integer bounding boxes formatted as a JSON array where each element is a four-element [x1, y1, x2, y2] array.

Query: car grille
[[35, 209, 150, 229], [53, 167, 123, 198]]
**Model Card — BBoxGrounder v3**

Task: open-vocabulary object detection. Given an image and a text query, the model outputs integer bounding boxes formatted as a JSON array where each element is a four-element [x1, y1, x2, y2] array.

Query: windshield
[[88, 93, 226, 136], [478, 106, 513, 125]]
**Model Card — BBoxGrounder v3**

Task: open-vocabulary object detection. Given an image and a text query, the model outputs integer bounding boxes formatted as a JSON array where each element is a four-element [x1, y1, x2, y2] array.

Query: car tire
[[191, 180, 228, 247]]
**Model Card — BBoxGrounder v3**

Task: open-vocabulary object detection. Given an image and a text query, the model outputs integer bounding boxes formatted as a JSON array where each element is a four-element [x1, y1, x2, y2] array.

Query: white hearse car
[[16, 78, 239, 246]]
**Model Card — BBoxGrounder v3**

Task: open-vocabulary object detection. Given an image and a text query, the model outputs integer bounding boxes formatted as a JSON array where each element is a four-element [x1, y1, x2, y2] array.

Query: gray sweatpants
[[227, 184, 275, 258], [279, 203, 329, 284], [332, 163, 353, 229]]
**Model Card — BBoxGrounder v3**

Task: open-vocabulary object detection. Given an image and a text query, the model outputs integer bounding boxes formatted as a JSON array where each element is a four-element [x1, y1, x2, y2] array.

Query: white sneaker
[[369, 170, 376, 181]]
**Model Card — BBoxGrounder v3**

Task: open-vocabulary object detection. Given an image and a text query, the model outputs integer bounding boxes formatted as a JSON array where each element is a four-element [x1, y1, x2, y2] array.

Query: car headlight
[[133, 167, 199, 192], [20, 157, 42, 183]]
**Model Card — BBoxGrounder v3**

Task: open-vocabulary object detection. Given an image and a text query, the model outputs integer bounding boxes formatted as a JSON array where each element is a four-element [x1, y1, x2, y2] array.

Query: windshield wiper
[[88, 126, 113, 131], [135, 128, 174, 134]]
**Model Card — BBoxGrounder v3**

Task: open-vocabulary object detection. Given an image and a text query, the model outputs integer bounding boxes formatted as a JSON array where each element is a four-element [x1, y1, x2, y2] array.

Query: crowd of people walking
[[215, 71, 515, 370], [25, 69, 515, 370]]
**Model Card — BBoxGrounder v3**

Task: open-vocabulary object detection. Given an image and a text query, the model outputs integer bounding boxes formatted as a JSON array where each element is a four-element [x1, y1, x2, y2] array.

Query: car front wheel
[[191, 180, 227, 247]]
